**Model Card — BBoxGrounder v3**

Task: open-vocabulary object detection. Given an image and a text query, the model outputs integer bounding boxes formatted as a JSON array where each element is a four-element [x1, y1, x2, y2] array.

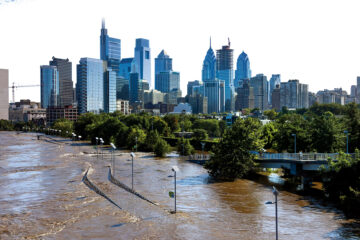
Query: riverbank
[[1, 131, 359, 239]]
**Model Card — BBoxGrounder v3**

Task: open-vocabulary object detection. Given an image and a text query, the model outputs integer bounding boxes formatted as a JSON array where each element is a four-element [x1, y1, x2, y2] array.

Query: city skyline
[[1, 0, 360, 102]]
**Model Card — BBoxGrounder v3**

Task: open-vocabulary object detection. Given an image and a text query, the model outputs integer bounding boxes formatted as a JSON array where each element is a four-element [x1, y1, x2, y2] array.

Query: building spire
[[102, 18, 105, 29]]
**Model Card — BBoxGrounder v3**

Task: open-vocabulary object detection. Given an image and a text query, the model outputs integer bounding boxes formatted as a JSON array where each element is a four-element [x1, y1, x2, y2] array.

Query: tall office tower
[[280, 79, 308, 109], [202, 38, 216, 82], [250, 74, 268, 110], [41, 65, 59, 109], [155, 50, 172, 74], [134, 38, 151, 88], [357, 77, 360, 103], [100, 19, 121, 75], [119, 58, 134, 80], [351, 85, 357, 98], [204, 80, 225, 113], [271, 84, 281, 111], [104, 69, 117, 113], [187, 80, 202, 96], [269, 74, 281, 104], [188, 94, 208, 114], [76, 58, 104, 114], [234, 51, 251, 88], [235, 79, 254, 110], [216, 40, 234, 112], [129, 65, 142, 103], [116, 77, 129, 100], [49, 57, 73, 107], [0, 69, 9, 120], [155, 71, 180, 93]]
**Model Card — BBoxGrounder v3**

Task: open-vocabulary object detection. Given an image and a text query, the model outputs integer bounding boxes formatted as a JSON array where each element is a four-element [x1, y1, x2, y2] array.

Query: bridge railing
[[258, 153, 355, 161]]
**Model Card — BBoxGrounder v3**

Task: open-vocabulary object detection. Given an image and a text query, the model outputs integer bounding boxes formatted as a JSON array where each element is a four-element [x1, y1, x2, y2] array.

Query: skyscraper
[[104, 69, 117, 113], [100, 19, 121, 75], [187, 80, 202, 96], [129, 63, 142, 103], [280, 80, 308, 109], [235, 80, 254, 110], [204, 80, 225, 113], [0, 69, 9, 120], [357, 77, 360, 103], [269, 74, 281, 104], [155, 50, 172, 74], [119, 58, 135, 80], [49, 57, 73, 107], [76, 58, 104, 114], [234, 51, 251, 88], [135, 38, 151, 88], [155, 71, 180, 93], [41, 65, 59, 108], [250, 74, 268, 110], [216, 40, 234, 112], [202, 38, 216, 82]]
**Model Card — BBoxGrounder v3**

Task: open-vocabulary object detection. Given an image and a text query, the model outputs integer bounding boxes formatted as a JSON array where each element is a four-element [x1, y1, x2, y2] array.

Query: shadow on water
[[176, 174, 210, 186]]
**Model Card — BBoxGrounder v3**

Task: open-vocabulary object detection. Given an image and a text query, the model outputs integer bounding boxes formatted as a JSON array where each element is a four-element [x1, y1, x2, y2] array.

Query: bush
[[177, 137, 195, 156], [192, 129, 208, 142], [154, 138, 171, 157]]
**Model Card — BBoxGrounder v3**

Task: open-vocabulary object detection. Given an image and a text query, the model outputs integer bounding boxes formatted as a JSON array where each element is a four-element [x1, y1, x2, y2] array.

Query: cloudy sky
[[1, 0, 360, 102]]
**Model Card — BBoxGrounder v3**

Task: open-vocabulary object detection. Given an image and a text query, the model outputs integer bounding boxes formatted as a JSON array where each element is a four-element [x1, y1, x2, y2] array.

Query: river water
[[0, 131, 359, 239]]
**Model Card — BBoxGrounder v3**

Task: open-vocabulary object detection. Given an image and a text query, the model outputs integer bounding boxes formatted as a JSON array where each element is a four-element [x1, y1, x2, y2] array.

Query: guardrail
[[258, 153, 357, 161]]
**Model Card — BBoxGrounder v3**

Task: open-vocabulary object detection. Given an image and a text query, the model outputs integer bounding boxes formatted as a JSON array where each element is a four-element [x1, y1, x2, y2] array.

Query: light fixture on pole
[[344, 130, 349, 154], [100, 138, 104, 160], [291, 133, 296, 154], [110, 143, 116, 176], [95, 137, 99, 157], [130, 152, 135, 190], [265, 186, 279, 240], [170, 166, 179, 213]]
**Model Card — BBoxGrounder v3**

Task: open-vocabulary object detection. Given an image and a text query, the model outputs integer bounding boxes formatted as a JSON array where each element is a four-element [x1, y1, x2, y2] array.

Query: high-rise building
[[104, 69, 117, 113], [49, 57, 73, 107], [155, 50, 172, 74], [271, 84, 281, 111], [269, 74, 281, 104], [280, 80, 308, 109], [155, 71, 180, 93], [135, 38, 151, 88], [351, 85, 357, 98], [234, 51, 251, 88], [76, 58, 104, 114], [202, 39, 216, 82], [188, 94, 208, 114], [100, 19, 121, 75], [235, 80, 254, 110], [119, 58, 134, 80], [357, 77, 360, 103], [41, 65, 59, 109], [204, 80, 225, 113], [116, 77, 129, 100], [129, 72, 142, 103], [216, 40, 234, 111], [250, 74, 268, 110], [144, 89, 165, 105], [0, 69, 9, 120], [187, 80, 202, 97]]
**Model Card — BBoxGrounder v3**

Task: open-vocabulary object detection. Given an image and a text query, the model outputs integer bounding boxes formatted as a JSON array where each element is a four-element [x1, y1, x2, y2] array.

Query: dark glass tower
[[134, 38, 151, 88], [49, 57, 73, 107]]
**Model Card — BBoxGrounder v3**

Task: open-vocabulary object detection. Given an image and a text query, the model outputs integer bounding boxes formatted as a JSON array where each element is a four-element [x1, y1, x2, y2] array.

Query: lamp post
[[110, 143, 116, 176], [171, 166, 179, 213], [291, 133, 296, 154], [265, 186, 279, 240], [100, 138, 104, 160], [95, 137, 99, 157], [344, 130, 349, 154], [201, 142, 206, 160], [130, 152, 135, 190]]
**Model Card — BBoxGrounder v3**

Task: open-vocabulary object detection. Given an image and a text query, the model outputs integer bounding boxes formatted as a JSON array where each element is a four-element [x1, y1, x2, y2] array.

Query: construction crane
[[9, 82, 40, 103]]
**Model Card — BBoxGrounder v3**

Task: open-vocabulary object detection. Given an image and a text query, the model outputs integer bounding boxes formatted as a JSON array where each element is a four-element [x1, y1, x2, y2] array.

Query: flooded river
[[0, 131, 359, 239]]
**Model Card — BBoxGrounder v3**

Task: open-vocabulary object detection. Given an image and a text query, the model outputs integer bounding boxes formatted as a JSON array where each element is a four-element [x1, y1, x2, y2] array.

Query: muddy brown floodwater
[[0, 131, 359, 239]]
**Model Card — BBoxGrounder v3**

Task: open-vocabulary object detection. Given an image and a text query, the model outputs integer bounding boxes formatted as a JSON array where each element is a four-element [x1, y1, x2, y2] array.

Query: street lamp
[[265, 186, 279, 240], [95, 137, 99, 157], [344, 130, 349, 154], [100, 138, 104, 160], [110, 143, 116, 177], [291, 133, 296, 154], [170, 166, 179, 213], [130, 152, 135, 190]]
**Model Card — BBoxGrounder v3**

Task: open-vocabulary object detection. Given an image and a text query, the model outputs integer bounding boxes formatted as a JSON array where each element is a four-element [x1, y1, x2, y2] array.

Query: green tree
[[344, 102, 360, 153], [126, 127, 146, 151], [263, 109, 278, 120], [192, 129, 208, 142], [192, 119, 221, 137], [154, 138, 171, 157], [163, 114, 180, 133], [310, 111, 345, 152], [261, 122, 278, 149], [177, 137, 195, 156], [0, 120, 14, 131], [204, 118, 264, 180], [143, 130, 160, 152], [53, 119, 73, 137]]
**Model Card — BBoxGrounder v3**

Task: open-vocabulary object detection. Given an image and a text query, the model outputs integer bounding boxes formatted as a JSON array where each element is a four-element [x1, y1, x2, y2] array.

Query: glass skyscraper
[[216, 41, 235, 112], [154, 50, 180, 93], [49, 57, 73, 107], [119, 58, 135, 80], [76, 58, 104, 114], [155, 50, 172, 74], [41, 65, 59, 108], [234, 51, 251, 88], [202, 39, 216, 82], [204, 80, 225, 113], [134, 38, 151, 88], [269, 74, 281, 104], [104, 68, 117, 113], [250, 74, 268, 110]]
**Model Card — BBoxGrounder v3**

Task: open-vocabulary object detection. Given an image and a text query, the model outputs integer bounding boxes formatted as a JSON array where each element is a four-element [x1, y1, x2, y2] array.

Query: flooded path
[[0, 131, 359, 239]]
